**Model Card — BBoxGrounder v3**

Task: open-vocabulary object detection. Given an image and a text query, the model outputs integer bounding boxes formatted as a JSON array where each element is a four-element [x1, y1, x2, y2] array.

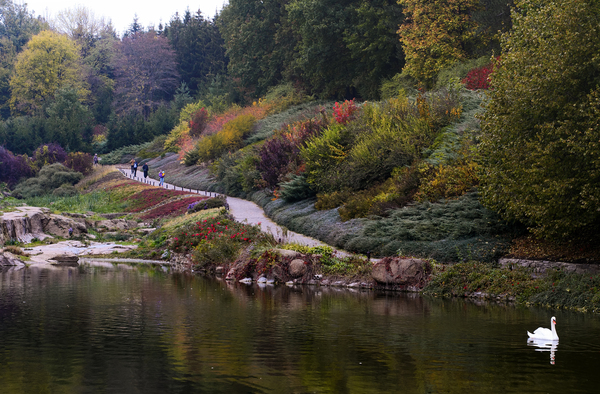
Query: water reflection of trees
[[0, 268, 595, 392]]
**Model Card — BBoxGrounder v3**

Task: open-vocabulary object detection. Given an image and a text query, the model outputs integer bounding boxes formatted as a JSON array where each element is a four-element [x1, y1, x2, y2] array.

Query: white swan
[[527, 316, 559, 341]]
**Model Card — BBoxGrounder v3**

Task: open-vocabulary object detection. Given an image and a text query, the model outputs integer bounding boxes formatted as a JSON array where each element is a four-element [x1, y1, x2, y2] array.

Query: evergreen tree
[[165, 10, 227, 96]]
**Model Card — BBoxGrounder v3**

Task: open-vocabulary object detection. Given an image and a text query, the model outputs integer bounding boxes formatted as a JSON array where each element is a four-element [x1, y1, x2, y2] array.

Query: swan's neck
[[551, 321, 558, 339]]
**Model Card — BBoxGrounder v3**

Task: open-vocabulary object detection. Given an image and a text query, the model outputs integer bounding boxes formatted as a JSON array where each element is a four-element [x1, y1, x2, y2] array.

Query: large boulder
[[289, 259, 308, 278], [95, 219, 138, 232], [372, 257, 431, 288], [45, 214, 87, 237]]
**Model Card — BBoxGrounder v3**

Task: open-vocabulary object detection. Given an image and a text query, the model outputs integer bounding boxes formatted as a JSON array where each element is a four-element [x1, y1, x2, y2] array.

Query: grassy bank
[[423, 262, 600, 313], [5, 165, 600, 313]]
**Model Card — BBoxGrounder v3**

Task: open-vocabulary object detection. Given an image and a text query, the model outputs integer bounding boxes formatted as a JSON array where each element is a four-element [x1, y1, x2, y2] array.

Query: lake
[[1, 261, 599, 393]]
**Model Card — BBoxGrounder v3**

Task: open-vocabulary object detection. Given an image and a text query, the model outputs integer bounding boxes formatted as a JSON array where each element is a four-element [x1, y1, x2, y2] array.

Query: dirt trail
[[118, 168, 335, 249]]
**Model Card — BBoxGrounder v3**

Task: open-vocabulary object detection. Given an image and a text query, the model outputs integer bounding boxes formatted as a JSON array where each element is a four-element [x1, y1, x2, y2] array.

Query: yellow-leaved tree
[[397, 0, 479, 86], [9, 30, 89, 115]]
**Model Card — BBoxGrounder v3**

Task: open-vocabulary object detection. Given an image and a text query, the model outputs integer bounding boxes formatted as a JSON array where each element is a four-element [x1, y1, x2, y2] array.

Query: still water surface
[[1, 262, 599, 393]]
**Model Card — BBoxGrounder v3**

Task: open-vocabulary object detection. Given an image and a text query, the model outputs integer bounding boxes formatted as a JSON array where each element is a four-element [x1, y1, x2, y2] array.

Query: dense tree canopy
[[112, 31, 179, 118], [0, 0, 46, 51], [398, 0, 479, 86], [287, 0, 359, 98], [219, 0, 296, 99], [219, 0, 404, 100], [9, 30, 89, 115], [0, 0, 46, 118], [165, 10, 227, 96], [480, 0, 600, 238], [343, 0, 404, 98]]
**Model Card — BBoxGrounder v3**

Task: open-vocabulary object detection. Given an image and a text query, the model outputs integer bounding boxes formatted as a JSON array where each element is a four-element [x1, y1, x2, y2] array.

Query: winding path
[[118, 168, 332, 249]]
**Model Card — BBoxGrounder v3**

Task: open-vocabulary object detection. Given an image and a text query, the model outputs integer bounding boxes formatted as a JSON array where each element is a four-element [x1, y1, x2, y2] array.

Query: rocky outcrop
[[0, 206, 95, 244], [45, 214, 87, 238], [0, 251, 24, 266], [372, 257, 432, 290], [1, 207, 53, 244], [223, 248, 317, 283], [94, 219, 138, 232]]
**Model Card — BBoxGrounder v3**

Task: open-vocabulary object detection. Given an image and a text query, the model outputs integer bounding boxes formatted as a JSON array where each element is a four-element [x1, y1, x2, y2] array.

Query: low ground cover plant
[[137, 196, 207, 220], [125, 188, 196, 213]]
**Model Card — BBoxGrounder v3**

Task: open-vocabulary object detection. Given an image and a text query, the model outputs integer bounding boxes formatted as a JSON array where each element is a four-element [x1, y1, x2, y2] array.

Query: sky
[[19, 0, 228, 36]]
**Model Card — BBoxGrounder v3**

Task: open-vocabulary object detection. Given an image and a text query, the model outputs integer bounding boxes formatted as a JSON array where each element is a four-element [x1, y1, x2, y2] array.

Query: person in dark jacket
[[142, 163, 149, 178]]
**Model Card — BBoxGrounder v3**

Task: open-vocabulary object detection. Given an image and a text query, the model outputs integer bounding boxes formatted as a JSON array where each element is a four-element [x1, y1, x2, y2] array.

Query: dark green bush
[[13, 163, 83, 198], [52, 183, 78, 197], [279, 174, 315, 202]]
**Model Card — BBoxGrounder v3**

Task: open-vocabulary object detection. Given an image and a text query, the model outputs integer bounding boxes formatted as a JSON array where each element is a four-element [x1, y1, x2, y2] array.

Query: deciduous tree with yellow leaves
[[397, 0, 479, 86], [9, 30, 89, 115]]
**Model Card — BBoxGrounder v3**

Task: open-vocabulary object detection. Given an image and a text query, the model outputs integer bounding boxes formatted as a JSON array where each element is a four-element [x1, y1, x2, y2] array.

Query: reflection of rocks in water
[[221, 278, 431, 317], [371, 292, 431, 317], [49, 254, 79, 266]]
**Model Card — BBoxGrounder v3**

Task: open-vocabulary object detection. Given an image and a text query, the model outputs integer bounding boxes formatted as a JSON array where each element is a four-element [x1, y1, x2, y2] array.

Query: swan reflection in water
[[527, 338, 558, 365]]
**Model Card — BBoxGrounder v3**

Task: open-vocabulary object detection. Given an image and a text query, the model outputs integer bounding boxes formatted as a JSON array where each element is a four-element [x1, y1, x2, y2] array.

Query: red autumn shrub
[[257, 118, 328, 188], [332, 99, 358, 124], [189, 107, 209, 137], [462, 58, 499, 90]]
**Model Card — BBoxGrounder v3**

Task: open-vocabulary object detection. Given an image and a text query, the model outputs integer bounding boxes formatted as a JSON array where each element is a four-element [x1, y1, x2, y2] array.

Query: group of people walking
[[129, 158, 165, 186]]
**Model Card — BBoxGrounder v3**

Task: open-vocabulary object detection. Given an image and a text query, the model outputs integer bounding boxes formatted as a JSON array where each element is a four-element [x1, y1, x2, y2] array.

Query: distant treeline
[[0, 0, 512, 155]]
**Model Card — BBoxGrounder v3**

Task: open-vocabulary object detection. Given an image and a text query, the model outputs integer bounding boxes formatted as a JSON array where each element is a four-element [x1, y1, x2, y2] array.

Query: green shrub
[[315, 190, 350, 210], [479, 0, 600, 239], [183, 148, 201, 166], [414, 159, 479, 202], [138, 135, 170, 158], [279, 174, 315, 202], [164, 122, 190, 153], [52, 183, 78, 197], [303, 93, 460, 194], [262, 83, 312, 114], [379, 72, 419, 99], [211, 147, 262, 197], [13, 163, 83, 198], [301, 122, 356, 192]]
